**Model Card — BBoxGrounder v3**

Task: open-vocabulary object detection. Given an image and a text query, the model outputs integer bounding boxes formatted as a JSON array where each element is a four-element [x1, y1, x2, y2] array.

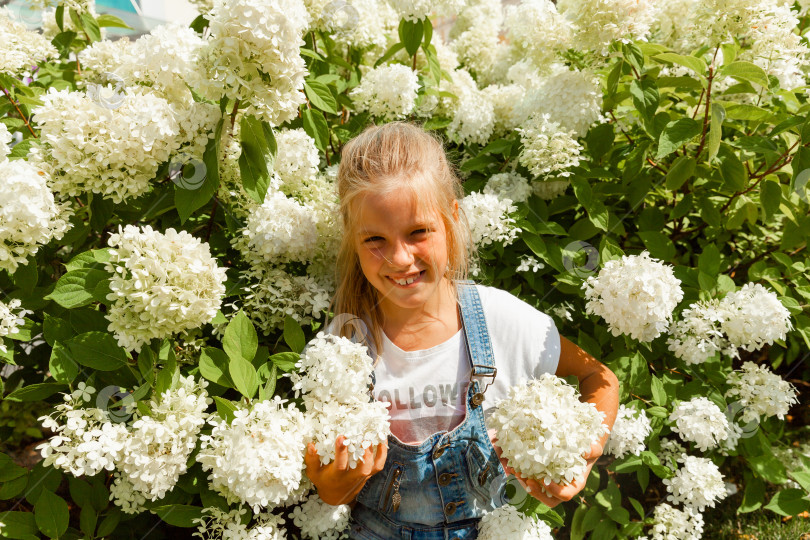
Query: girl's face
[[354, 186, 454, 318]]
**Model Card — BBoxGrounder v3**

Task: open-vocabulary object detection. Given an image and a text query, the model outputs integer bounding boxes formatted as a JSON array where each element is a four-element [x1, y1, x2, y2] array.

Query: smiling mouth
[[388, 270, 426, 287]]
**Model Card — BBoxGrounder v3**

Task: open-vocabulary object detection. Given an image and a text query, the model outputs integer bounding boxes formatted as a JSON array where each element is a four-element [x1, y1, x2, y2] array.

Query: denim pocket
[[464, 443, 496, 501], [377, 461, 405, 514]]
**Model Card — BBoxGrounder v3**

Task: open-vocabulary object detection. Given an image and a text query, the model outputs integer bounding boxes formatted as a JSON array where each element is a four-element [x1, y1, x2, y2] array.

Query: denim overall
[[349, 281, 505, 540]]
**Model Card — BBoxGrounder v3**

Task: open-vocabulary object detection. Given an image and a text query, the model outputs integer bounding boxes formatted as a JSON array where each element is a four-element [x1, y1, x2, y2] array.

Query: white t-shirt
[[371, 284, 561, 444]]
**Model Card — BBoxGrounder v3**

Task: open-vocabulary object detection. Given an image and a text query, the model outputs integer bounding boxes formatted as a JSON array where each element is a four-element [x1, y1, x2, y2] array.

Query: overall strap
[[456, 280, 497, 380]]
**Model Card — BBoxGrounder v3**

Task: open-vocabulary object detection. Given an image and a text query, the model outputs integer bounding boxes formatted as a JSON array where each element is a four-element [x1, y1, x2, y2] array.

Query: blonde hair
[[331, 122, 471, 356]]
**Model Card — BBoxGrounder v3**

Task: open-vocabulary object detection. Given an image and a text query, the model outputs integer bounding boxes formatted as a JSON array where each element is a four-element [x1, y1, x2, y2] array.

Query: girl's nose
[[389, 239, 415, 267]]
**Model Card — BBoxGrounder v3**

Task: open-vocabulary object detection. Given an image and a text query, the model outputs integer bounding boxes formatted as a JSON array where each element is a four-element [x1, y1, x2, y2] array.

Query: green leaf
[[224, 311, 258, 363], [719, 61, 769, 88], [656, 118, 701, 159], [650, 376, 666, 406], [239, 115, 272, 204], [398, 19, 424, 57], [723, 103, 770, 121], [80, 12, 101, 42], [95, 13, 131, 29], [717, 146, 747, 192], [96, 508, 121, 537], [708, 103, 725, 161], [570, 178, 609, 231], [213, 396, 238, 423], [763, 489, 810, 517], [152, 505, 205, 528], [760, 179, 782, 218], [229, 357, 258, 399], [629, 79, 658, 121], [374, 42, 405, 68], [13, 260, 38, 296], [80, 506, 98, 537], [283, 316, 306, 354], [271, 351, 300, 372], [65, 331, 128, 371], [35, 490, 69, 538], [199, 348, 234, 387], [1, 511, 38, 539], [0, 453, 27, 482], [49, 342, 79, 383], [5, 383, 67, 402], [665, 156, 696, 191], [653, 53, 707, 77], [304, 80, 338, 115], [638, 231, 675, 261], [175, 119, 222, 223], [46, 268, 110, 309], [258, 364, 278, 401], [748, 454, 788, 484], [302, 108, 329, 152]]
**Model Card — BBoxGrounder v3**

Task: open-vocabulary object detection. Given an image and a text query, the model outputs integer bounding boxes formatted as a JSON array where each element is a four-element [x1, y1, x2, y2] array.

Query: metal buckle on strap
[[471, 365, 497, 394]]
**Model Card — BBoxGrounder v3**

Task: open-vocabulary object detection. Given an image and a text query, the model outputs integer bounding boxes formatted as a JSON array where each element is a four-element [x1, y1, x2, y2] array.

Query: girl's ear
[[452, 199, 459, 221]]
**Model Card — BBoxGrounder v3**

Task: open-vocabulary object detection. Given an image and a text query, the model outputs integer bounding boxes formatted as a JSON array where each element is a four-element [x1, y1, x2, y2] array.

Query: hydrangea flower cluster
[[460, 192, 520, 249], [668, 397, 729, 451], [662, 455, 727, 511], [449, 0, 504, 80], [350, 64, 420, 120], [0, 123, 11, 159], [604, 404, 652, 459], [196, 0, 309, 126], [504, 0, 572, 71], [273, 128, 321, 198], [295, 333, 389, 468], [484, 172, 532, 204], [240, 191, 321, 265], [490, 373, 609, 485], [292, 333, 375, 402], [583, 252, 684, 342], [118, 376, 211, 500], [666, 299, 735, 364], [193, 507, 287, 540], [387, 0, 466, 22], [477, 504, 554, 540], [197, 396, 311, 511], [290, 493, 351, 540], [518, 113, 583, 179], [240, 266, 332, 334], [657, 438, 687, 469], [557, 0, 655, 55], [517, 255, 544, 273], [444, 69, 496, 145], [725, 361, 798, 423], [532, 180, 571, 200], [0, 298, 24, 353], [104, 225, 228, 352], [315, 0, 397, 50], [649, 503, 704, 540], [37, 384, 128, 477], [0, 7, 58, 76], [110, 473, 147, 514], [719, 282, 792, 351], [0, 159, 71, 273], [29, 87, 180, 203], [484, 83, 528, 135]]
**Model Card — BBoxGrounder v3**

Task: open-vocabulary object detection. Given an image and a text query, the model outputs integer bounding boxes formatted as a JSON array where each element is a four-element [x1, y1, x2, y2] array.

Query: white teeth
[[393, 273, 419, 285]]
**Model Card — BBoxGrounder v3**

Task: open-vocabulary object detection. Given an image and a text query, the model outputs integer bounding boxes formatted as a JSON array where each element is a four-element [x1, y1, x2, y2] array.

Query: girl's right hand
[[304, 435, 388, 506]]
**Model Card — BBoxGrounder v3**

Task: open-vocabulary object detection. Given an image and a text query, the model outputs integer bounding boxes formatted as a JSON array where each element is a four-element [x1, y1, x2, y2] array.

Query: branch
[[693, 66, 714, 158], [1, 85, 37, 138]]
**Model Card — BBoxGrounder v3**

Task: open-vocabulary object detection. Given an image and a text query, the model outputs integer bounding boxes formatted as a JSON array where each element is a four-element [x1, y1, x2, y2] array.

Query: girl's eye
[[412, 228, 428, 236], [363, 236, 384, 243]]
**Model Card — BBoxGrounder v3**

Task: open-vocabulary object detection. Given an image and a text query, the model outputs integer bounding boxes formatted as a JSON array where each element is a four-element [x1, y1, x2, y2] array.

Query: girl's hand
[[491, 434, 601, 508], [304, 435, 388, 506]]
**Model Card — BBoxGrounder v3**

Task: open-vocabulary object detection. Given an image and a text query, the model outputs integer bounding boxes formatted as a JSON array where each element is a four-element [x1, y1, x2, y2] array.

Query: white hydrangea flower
[[0, 159, 71, 273], [484, 172, 532, 204], [650, 0, 699, 52], [666, 299, 736, 364], [504, 0, 572, 70], [604, 404, 652, 459], [517, 255, 544, 273], [663, 454, 727, 511], [290, 493, 351, 540], [29, 87, 180, 203], [449, 0, 504, 79], [0, 298, 24, 353], [725, 361, 798, 423], [240, 190, 321, 265], [318, 0, 398, 50], [198, 397, 310, 512], [483, 83, 528, 134], [240, 266, 332, 334], [443, 69, 495, 145], [518, 114, 583, 179], [557, 0, 655, 55], [550, 303, 573, 322], [105, 225, 228, 352], [307, 397, 391, 469], [649, 503, 704, 540], [517, 66, 604, 138], [490, 373, 609, 486], [196, 0, 309, 126], [194, 507, 287, 540], [350, 64, 420, 120], [274, 128, 320, 197], [532, 180, 570, 200], [118, 376, 211, 501], [386, 0, 467, 21], [460, 192, 520, 250], [110, 473, 148, 514], [657, 438, 686, 469], [0, 7, 58, 76], [478, 504, 554, 540], [291, 332, 374, 403], [37, 391, 128, 477], [668, 397, 729, 451], [583, 252, 684, 342], [0, 123, 11, 161], [719, 283, 792, 352]]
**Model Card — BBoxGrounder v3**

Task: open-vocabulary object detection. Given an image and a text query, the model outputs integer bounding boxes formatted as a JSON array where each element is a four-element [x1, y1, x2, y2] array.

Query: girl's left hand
[[489, 429, 602, 508]]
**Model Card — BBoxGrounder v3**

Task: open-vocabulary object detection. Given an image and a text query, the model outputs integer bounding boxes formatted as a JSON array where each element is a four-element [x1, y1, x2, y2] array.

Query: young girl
[[304, 122, 619, 539]]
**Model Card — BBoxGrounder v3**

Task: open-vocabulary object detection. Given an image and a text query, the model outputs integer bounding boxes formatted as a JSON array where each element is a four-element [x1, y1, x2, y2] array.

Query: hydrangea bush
[[0, 0, 809, 538]]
